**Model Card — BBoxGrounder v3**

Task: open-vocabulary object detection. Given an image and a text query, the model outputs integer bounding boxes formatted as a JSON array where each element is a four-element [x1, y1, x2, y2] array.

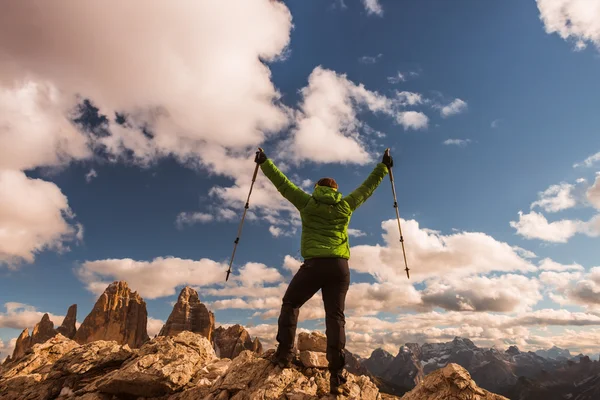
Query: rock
[[57, 304, 78, 339], [11, 328, 32, 360], [299, 350, 328, 368], [89, 331, 217, 397], [1, 334, 79, 379], [505, 345, 520, 356], [203, 350, 383, 399], [54, 340, 134, 375], [74, 281, 149, 348], [9, 306, 78, 362], [0, 334, 79, 400], [401, 363, 508, 400], [297, 331, 327, 352], [159, 287, 215, 341], [213, 324, 262, 359], [31, 313, 58, 346], [252, 337, 263, 354], [54, 340, 135, 395], [10, 313, 58, 361]]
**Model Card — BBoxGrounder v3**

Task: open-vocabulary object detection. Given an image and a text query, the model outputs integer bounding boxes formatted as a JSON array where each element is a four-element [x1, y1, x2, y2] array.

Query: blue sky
[[1, 0, 600, 360]]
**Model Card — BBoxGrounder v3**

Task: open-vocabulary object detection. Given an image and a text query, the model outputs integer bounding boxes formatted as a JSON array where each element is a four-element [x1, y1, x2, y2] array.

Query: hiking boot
[[269, 348, 294, 369], [329, 370, 348, 395]]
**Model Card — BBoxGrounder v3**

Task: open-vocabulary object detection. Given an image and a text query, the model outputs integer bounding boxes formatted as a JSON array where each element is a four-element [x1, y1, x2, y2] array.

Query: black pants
[[276, 257, 350, 372]]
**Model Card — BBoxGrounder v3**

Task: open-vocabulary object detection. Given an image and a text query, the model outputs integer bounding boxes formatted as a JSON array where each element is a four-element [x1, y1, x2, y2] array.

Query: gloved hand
[[382, 150, 394, 168], [255, 149, 267, 164]]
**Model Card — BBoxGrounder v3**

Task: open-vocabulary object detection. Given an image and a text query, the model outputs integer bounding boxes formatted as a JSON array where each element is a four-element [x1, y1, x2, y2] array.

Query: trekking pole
[[225, 147, 263, 281], [385, 148, 410, 279]]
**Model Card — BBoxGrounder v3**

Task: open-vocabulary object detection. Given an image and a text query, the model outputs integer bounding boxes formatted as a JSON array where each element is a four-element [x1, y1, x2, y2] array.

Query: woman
[[255, 149, 393, 395]]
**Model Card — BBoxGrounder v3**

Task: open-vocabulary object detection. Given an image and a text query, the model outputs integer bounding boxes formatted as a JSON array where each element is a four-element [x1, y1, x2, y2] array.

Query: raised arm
[[343, 163, 389, 211], [257, 152, 310, 211]]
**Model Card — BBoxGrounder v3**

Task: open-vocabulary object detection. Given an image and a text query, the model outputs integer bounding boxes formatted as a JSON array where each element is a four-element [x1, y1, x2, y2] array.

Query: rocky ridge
[[0, 330, 507, 400], [74, 281, 149, 348], [10, 305, 77, 361], [159, 287, 215, 341]]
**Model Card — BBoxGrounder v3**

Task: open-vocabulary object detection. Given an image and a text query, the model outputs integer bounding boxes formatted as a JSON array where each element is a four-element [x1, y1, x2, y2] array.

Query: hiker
[[254, 149, 393, 395]]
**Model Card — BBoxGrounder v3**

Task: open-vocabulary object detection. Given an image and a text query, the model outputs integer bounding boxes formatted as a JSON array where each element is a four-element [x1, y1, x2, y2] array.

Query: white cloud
[[77, 257, 228, 299], [531, 182, 577, 212], [539, 258, 584, 272], [350, 219, 535, 284], [387, 72, 405, 84], [234, 262, 283, 287], [269, 226, 283, 237], [536, 0, 600, 50], [175, 212, 214, 227], [443, 139, 471, 147], [147, 317, 164, 338], [421, 274, 542, 313], [0, 170, 80, 267], [0, 302, 64, 330], [491, 119, 501, 129], [543, 267, 600, 309], [0, 82, 90, 172], [85, 169, 98, 183], [587, 174, 600, 209], [440, 98, 468, 117], [283, 255, 302, 274], [511, 211, 600, 243], [396, 91, 424, 106], [574, 152, 600, 168], [510, 211, 581, 243], [0, 1, 293, 164], [362, 0, 383, 16], [0, 0, 295, 266], [287, 67, 397, 164], [176, 208, 241, 229], [0, 338, 17, 363], [396, 111, 429, 130], [348, 228, 367, 237], [358, 54, 383, 64]]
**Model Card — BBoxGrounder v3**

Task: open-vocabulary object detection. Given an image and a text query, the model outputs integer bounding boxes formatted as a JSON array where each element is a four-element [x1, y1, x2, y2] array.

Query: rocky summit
[[56, 304, 78, 340], [159, 286, 215, 341], [10, 304, 77, 362], [74, 281, 149, 348], [212, 324, 262, 359]]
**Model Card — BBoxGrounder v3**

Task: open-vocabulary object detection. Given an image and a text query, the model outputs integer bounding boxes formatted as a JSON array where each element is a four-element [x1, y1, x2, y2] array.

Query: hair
[[316, 177, 338, 190]]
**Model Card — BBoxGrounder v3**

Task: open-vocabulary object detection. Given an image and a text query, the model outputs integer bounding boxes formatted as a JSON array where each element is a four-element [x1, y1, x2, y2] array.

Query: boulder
[[88, 331, 217, 398], [0, 334, 79, 400], [74, 281, 149, 348], [299, 350, 328, 368], [401, 363, 509, 400], [159, 286, 215, 341], [213, 324, 262, 359], [297, 331, 327, 353], [56, 304, 78, 339]]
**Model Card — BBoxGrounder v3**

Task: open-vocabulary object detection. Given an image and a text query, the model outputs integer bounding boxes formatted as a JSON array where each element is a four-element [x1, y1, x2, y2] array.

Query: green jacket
[[260, 159, 389, 260]]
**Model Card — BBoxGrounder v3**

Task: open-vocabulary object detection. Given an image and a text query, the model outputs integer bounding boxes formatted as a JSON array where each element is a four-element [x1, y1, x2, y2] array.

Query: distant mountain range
[[359, 337, 600, 399]]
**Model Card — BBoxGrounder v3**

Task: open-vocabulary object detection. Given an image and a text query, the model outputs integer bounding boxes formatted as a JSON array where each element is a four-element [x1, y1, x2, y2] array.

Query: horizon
[[1, 0, 600, 361]]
